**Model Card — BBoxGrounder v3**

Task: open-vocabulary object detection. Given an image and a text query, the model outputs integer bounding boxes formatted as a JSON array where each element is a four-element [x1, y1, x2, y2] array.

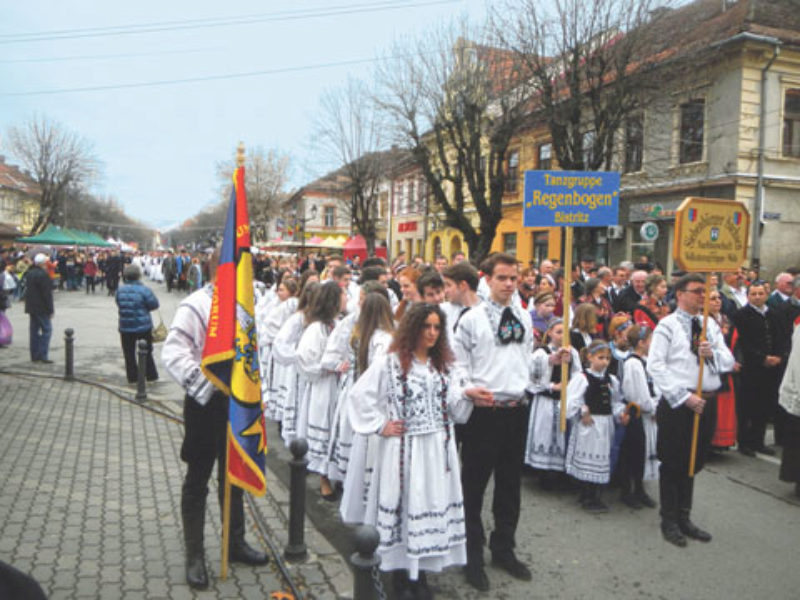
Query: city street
[[1, 280, 800, 599]]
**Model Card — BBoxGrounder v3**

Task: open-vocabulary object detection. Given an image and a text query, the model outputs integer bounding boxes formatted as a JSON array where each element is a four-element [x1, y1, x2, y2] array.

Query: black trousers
[[181, 393, 246, 530], [120, 330, 158, 383], [737, 367, 779, 450], [461, 405, 527, 565], [656, 395, 717, 524]]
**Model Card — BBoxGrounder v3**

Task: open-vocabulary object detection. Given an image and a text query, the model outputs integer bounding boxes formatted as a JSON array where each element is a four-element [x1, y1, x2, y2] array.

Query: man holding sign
[[648, 274, 735, 547]]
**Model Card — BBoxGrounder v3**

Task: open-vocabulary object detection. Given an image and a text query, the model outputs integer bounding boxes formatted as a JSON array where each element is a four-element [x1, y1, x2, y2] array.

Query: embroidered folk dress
[[524, 345, 581, 471], [260, 296, 298, 422], [271, 311, 307, 447], [348, 353, 473, 579], [564, 369, 625, 484], [340, 329, 394, 525], [321, 311, 359, 482], [296, 320, 339, 475]]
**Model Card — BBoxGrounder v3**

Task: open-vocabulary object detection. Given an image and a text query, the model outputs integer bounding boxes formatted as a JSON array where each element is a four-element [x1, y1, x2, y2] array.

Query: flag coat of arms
[[201, 165, 267, 496]]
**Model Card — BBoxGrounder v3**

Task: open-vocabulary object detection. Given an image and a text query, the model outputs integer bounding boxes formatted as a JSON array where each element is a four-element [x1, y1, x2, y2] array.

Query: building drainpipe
[[753, 43, 781, 274], [388, 180, 394, 261]]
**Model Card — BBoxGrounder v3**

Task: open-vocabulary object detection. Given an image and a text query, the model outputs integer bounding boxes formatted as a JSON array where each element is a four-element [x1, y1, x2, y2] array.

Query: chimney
[[0, 155, 5, 163]]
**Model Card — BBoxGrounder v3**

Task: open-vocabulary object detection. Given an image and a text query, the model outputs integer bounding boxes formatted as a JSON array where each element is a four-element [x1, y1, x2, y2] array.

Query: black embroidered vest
[[584, 370, 612, 415]]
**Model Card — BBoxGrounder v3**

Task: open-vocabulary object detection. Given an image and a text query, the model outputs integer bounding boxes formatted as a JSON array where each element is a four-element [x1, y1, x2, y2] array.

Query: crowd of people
[[4, 240, 800, 598], [156, 245, 800, 597]]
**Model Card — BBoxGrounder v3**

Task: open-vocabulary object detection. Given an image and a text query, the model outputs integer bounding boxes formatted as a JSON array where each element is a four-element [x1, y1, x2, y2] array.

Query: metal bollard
[[135, 339, 148, 402], [351, 524, 381, 600], [284, 438, 309, 562], [64, 328, 74, 381]]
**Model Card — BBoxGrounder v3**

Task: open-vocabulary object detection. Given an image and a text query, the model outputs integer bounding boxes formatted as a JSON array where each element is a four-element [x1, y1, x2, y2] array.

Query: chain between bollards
[[64, 328, 74, 381], [351, 524, 382, 600], [135, 339, 148, 402], [284, 438, 309, 562]]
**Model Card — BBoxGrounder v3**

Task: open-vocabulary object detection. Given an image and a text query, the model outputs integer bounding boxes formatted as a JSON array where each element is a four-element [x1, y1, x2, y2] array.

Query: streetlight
[[292, 203, 317, 256]]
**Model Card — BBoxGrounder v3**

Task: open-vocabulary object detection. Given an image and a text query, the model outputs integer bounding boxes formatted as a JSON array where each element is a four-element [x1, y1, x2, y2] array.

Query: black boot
[[677, 477, 711, 542], [659, 470, 686, 547], [634, 479, 657, 508], [228, 488, 270, 565], [181, 489, 209, 589]]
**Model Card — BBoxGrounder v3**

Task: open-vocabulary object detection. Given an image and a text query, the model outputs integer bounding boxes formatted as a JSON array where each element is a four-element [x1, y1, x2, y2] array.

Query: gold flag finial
[[236, 142, 246, 167]]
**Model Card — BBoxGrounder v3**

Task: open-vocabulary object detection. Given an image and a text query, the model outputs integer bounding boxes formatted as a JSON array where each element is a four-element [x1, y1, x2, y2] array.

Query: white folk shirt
[[162, 282, 269, 406], [162, 285, 217, 406], [647, 309, 735, 408], [452, 298, 535, 404]]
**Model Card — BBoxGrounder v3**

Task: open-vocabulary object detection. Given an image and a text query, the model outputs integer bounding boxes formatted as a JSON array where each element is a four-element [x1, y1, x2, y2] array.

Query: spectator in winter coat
[[115, 264, 160, 384], [24, 254, 55, 363]]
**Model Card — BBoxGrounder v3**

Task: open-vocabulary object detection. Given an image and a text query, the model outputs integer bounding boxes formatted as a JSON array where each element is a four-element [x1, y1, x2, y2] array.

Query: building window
[[538, 143, 552, 170], [625, 115, 644, 173], [409, 181, 416, 213], [505, 151, 519, 193], [503, 232, 517, 256], [630, 224, 656, 263], [679, 99, 704, 164], [783, 88, 800, 158], [433, 236, 442, 257], [533, 232, 549, 265], [324, 206, 335, 228]]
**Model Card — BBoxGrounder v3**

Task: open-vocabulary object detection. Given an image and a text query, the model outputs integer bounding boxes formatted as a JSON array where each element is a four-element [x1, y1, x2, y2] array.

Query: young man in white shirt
[[648, 274, 735, 548], [453, 253, 534, 591]]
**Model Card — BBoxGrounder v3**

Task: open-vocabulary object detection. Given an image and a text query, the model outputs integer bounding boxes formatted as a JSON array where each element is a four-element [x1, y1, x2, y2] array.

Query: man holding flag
[[163, 148, 269, 589]]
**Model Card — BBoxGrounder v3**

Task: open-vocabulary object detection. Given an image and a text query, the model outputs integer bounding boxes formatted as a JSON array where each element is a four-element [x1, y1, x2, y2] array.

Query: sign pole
[[560, 227, 573, 433], [687, 275, 712, 477]]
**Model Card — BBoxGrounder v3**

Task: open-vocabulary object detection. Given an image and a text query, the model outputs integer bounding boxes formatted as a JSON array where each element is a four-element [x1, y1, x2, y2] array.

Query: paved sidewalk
[[0, 371, 349, 599]]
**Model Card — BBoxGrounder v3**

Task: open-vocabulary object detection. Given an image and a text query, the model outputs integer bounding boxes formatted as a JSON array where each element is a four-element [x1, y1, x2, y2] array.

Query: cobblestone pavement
[[0, 372, 347, 599]]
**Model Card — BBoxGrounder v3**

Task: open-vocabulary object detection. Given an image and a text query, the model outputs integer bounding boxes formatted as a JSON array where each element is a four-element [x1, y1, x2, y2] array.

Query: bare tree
[[492, 0, 674, 171], [216, 145, 290, 241], [376, 19, 535, 264], [314, 77, 393, 255], [5, 116, 99, 235]]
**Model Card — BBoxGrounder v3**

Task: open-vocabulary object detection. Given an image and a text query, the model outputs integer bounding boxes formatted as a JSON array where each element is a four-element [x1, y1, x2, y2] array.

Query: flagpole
[[221, 430, 232, 579], [221, 143, 246, 579]]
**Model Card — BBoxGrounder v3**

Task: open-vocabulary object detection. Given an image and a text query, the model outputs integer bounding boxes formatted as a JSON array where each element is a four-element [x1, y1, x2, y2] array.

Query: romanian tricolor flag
[[201, 164, 267, 496], [688, 208, 698, 222]]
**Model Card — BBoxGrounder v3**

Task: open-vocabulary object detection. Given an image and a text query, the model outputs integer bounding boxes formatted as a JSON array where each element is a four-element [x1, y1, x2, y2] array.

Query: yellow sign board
[[673, 197, 750, 273]]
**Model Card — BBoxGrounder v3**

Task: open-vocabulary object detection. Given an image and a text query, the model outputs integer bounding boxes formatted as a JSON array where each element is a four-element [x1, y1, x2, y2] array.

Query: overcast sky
[[0, 0, 490, 230]]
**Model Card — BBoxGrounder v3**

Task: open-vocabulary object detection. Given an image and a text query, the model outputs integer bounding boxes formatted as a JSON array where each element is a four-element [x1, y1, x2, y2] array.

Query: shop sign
[[397, 221, 418, 233], [640, 221, 659, 242]]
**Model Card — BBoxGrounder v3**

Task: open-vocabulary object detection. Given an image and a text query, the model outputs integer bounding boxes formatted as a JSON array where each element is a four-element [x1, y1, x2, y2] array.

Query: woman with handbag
[[116, 264, 160, 384]]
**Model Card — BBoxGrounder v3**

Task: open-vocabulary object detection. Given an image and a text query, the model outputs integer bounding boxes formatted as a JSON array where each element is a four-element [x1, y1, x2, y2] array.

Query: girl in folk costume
[[271, 281, 319, 446], [530, 291, 557, 347], [569, 303, 598, 355], [607, 315, 633, 378], [709, 289, 738, 450], [565, 340, 628, 512], [348, 303, 484, 598], [260, 277, 299, 422], [524, 319, 581, 487], [325, 282, 390, 483], [296, 280, 348, 499], [340, 292, 396, 525], [618, 325, 660, 509]]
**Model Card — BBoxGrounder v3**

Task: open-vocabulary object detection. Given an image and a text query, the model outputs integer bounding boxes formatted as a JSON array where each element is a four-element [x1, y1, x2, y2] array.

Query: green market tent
[[17, 225, 114, 247]]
